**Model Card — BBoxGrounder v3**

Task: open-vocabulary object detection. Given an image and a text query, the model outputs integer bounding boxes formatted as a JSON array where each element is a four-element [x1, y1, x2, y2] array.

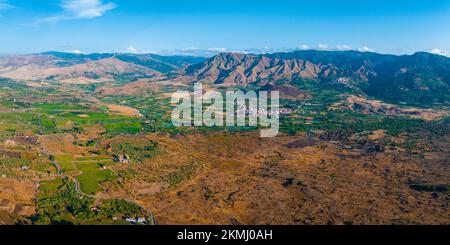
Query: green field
[[75, 161, 118, 195], [33, 103, 89, 111], [53, 155, 118, 194], [59, 161, 77, 172], [103, 122, 143, 136], [38, 178, 65, 200]]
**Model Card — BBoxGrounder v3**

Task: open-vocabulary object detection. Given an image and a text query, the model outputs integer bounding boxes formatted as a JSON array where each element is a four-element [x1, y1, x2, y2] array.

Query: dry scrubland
[[2, 128, 448, 224]]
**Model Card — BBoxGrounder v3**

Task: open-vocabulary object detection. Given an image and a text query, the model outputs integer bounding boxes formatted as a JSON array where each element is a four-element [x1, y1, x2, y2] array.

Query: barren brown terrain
[[132, 133, 449, 225]]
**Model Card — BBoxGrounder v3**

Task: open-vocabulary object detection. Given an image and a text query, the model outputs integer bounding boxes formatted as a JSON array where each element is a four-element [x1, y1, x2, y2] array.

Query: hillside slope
[[0, 52, 205, 84], [179, 51, 450, 104]]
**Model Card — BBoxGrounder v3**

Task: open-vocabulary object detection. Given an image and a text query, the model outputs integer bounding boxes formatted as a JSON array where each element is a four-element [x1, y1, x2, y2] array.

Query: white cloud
[[358, 46, 375, 52], [156, 47, 247, 57], [230, 50, 248, 54], [318, 44, 329, 50], [39, 0, 116, 23], [180, 47, 198, 51], [298, 44, 310, 50], [69, 49, 83, 54], [427, 48, 450, 57], [126, 46, 138, 54], [207, 47, 228, 53], [62, 0, 116, 18], [336, 45, 353, 51]]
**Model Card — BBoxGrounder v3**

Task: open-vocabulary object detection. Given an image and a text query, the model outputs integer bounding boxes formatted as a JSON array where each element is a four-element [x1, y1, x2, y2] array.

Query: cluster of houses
[[125, 217, 148, 224], [116, 154, 131, 164], [112, 216, 149, 225], [232, 99, 283, 119]]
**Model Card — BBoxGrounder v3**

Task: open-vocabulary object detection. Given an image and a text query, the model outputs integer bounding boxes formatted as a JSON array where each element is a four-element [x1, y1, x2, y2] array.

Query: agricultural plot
[[102, 122, 143, 136], [0, 112, 40, 136], [29, 101, 144, 137], [35, 178, 149, 225], [38, 178, 66, 200], [100, 95, 173, 132], [53, 155, 118, 195], [109, 136, 160, 162], [57, 161, 77, 173], [75, 161, 118, 195], [0, 156, 31, 178], [33, 103, 89, 111]]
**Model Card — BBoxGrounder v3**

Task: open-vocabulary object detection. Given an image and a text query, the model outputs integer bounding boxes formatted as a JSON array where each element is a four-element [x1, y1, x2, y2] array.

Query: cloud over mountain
[[358, 46, 375, 52], [428, 48, 450, 57], [336, 45, 353, 51], [126, 46, 139, 54], [318, 44, 329, 50]]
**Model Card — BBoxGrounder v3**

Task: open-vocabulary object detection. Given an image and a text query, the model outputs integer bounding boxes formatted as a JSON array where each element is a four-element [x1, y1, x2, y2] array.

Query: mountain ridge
[[176, 50, 450, 104], [0, 52, 205, 84], [1, 50, 449, 104]]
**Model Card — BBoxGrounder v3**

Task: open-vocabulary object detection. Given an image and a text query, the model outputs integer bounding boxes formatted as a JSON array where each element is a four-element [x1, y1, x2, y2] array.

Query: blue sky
[[1, 0, 450, 56]]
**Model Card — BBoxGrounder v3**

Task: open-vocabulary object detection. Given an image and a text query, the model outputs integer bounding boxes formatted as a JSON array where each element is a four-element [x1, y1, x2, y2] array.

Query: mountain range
[[0, 52, 204, 84], [178, 51, 450, 105], [1, 50, 449, 105]]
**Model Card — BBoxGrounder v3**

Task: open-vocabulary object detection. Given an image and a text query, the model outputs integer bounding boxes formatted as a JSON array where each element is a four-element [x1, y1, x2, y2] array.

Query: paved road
[[40, 149, 63, 175]]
